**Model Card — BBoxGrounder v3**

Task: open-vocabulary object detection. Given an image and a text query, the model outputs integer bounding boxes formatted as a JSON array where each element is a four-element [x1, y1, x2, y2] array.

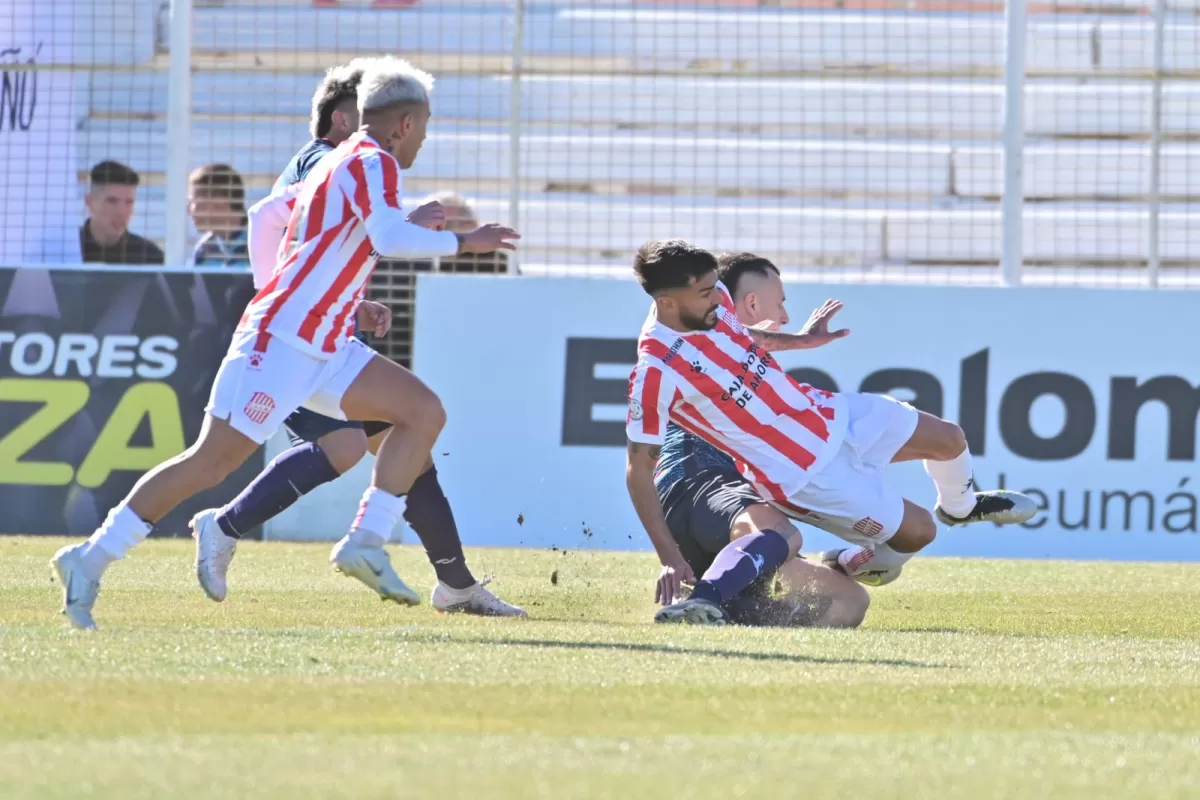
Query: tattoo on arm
[[627, 441, 662, 461]]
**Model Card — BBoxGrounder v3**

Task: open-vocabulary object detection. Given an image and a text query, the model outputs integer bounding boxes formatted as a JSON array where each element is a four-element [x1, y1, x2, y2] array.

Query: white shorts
[[772, 392, 920, 547], [205, 330, 377, 444]]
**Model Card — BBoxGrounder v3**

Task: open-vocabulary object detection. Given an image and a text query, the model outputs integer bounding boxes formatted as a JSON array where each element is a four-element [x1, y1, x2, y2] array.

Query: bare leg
[[126, 414, 260, 523], [728, 504, 869, 627], [891, 410, 967, 463], [774, 558, 870, 628], [340, 357, 445, 497], [317, 426, 370, 474]]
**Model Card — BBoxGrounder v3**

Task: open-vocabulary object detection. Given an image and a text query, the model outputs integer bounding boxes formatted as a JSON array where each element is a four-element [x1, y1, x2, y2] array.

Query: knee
[[892, 506, 937, 553], [732, 505, 801, 559], [319, 431, 368, 474], [829, 582, 870, 628], [408, 386, 446, 435], [935, 421, 968, 460]]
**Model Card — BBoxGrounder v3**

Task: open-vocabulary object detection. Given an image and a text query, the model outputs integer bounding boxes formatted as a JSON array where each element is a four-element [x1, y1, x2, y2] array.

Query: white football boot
[[653, 597, 727, 625], [431, 578, 527, 617], [330, 538, 420, 606], [192, 509, 237, 602], [50, 544, 100, 631]]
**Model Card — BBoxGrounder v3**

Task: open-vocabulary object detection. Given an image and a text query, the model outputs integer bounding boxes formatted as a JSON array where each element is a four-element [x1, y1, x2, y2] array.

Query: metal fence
[[5, 0, 1200, 288]]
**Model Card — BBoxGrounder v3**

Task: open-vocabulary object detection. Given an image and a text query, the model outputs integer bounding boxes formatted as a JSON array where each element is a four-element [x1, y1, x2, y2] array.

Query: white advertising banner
[[412, 275, 1200, 562], [1, 0, 81, 265]]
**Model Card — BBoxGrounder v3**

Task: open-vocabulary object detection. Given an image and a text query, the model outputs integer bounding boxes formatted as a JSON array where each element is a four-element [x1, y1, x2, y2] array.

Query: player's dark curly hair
[[633, 239, 719, 295], [311, 61, 368, 138], [716, 252, 779, 299]]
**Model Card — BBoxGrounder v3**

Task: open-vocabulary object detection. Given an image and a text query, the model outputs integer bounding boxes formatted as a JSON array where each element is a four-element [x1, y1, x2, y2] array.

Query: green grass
[[2, 536, 1199, 799]]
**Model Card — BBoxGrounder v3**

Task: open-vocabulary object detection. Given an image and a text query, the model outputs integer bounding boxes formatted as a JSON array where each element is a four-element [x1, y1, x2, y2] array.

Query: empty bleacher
[[78, 0, 1200, 276]]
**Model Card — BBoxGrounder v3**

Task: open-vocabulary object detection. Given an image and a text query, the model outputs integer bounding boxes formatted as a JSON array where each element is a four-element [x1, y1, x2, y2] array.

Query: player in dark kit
[[190, 59, 525, 617]]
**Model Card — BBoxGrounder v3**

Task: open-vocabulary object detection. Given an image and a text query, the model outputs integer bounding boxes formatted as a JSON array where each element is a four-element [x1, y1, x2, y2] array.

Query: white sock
[[924, 447, 977, 518], [348, 487, 407, 549], [79, 505, 153, 575], [838, 543, 913, 574]]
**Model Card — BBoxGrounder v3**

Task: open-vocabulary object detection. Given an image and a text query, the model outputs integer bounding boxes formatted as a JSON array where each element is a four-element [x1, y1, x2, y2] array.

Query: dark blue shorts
[[661, 469, 795, 626], [660, 469, 763, 574], [283, 407, 392, 446]]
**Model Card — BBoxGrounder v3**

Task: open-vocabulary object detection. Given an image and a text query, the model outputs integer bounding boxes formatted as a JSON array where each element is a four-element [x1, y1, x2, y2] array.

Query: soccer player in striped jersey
[[625, 240, 1036, 625], [654, 253, 870, 628], [186, 59, 524, 618], [51, 57, 519, 630]]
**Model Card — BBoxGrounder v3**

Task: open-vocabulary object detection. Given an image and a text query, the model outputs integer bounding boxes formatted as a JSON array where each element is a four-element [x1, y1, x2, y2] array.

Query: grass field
[[2, 536, 1200, 799]]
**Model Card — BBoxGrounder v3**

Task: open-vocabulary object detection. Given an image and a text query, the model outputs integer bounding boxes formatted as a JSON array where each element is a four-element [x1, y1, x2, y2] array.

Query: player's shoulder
[[298, 137, 336, 167]]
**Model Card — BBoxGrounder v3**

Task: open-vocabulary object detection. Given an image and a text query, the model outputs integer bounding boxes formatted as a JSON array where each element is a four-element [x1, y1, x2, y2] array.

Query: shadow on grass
[[402, 632, 950, 669]]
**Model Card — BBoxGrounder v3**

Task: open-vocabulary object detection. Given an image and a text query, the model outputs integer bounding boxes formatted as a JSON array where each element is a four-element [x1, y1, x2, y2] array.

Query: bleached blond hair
[[357, 57, 435, 116]]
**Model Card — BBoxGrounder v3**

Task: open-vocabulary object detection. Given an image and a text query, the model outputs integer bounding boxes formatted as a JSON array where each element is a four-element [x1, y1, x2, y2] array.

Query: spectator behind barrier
[[414, 191, 507, 272], [189, 164, 250, 267], [371, 192, 507, 367], [80, 161, 165, 265]]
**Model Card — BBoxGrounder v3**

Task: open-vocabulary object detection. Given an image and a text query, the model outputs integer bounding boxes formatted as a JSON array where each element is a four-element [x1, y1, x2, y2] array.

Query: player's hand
[[356, 300, 392, 338], [655, 558, 696, 606], [407, 201, 447, 230], [457, 223, 520, 254], [798, 299, 850, 347]]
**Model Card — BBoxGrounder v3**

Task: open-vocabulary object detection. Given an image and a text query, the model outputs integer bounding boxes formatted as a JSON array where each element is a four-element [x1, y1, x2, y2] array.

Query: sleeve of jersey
[[345, 152, 459, 258], [246, 183, 301, 290], [626, 362, 678, 446]]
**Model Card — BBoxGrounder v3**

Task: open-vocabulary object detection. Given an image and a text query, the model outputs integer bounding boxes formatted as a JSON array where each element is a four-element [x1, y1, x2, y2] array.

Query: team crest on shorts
[[628, 398, 644, 421], [853, 517, 884, 538], [243, 391, 276, 424]]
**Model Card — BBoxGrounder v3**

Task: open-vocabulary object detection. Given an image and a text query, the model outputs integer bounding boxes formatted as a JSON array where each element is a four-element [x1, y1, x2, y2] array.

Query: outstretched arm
[[747, 299, 851, 352]]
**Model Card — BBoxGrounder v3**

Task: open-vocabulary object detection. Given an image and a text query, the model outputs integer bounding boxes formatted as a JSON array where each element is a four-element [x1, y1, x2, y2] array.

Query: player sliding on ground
[[625, 240, 1036, 625], [51, 57, 519, 630], [653, 252, 870, 627], [188, 58, 524, 618]]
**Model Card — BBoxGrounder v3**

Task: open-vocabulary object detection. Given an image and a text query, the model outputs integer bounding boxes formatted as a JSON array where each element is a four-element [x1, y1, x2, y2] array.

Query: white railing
[[6, 0, 1195, 286]]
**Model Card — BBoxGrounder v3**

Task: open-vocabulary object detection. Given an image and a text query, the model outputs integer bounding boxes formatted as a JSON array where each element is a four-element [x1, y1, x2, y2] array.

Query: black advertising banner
[[0, 266, 264, 537]]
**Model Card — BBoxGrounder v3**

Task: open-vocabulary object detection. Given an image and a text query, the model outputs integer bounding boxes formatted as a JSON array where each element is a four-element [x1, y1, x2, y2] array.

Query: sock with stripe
[[404, 466, 475, 590], [689, 529, 790, 606], [837, 543, 913, 575], [348, 486, 407, 549]]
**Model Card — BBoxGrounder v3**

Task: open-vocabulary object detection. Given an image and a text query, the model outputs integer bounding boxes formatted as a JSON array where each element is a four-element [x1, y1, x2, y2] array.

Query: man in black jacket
[[80, 161, 164, 265]]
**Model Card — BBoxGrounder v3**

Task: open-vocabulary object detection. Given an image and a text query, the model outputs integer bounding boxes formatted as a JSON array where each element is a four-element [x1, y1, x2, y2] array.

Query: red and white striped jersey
[[626, 282, 847, 500], [239, 132, 459, 358]]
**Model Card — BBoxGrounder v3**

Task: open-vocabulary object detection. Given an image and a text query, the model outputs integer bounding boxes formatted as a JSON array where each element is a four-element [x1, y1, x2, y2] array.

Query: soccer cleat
[[820, 549, 902, 587], [936, 490, 1038, 527], [653, 597, 727, 625], [820, 549, 852, 576], [192, 509, 237, 602], [432, 578, 528, 617], [330, 538, 420, 606], [50, 544, 100, 631]]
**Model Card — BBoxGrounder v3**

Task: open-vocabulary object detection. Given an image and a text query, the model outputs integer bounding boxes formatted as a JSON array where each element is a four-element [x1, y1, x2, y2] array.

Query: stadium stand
[[77, 0, 1200, 289]]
